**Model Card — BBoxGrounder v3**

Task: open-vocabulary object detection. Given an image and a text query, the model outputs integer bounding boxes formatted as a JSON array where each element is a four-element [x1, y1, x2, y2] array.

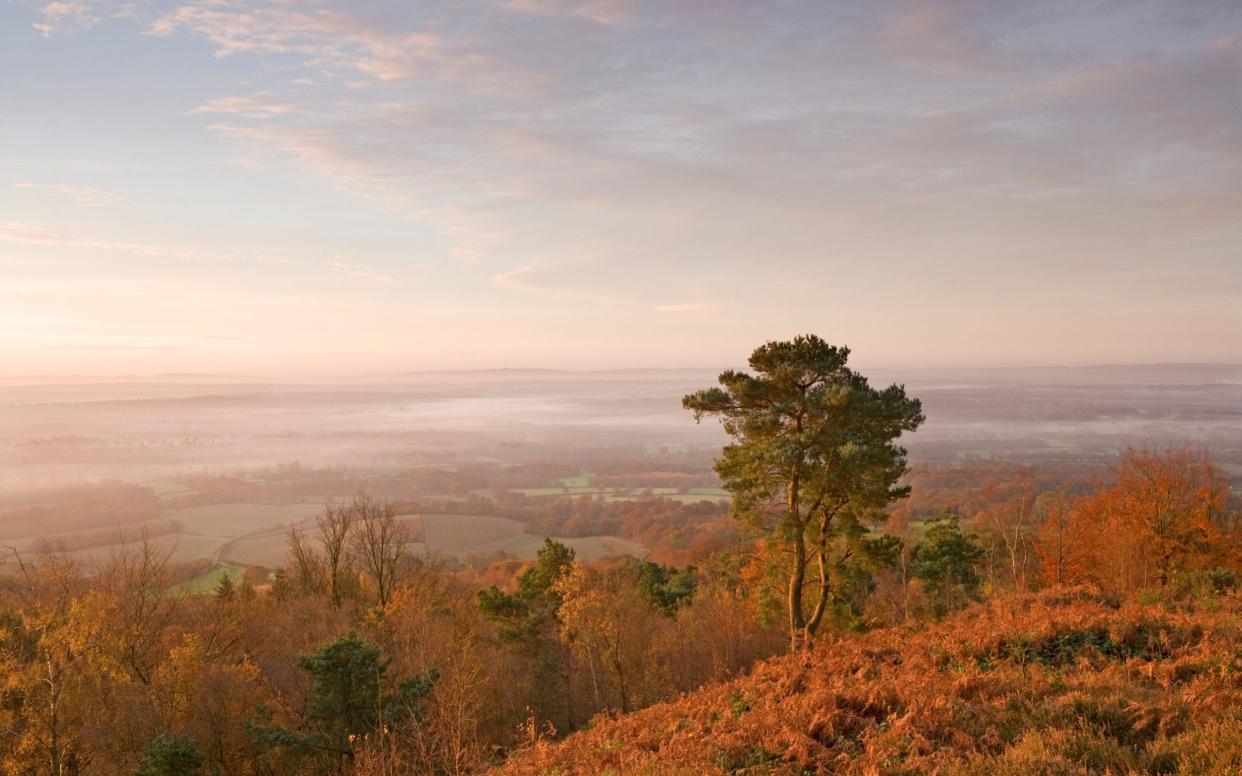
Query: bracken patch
[[494, 586, 1242, 775]]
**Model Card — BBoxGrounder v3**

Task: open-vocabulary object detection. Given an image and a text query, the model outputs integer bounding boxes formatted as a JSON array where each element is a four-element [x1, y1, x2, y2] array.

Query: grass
[[169, 563, 248, 595]]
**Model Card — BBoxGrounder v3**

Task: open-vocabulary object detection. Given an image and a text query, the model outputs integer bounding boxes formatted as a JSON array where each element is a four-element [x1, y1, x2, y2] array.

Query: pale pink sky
[[2, 1, 1240, 376]]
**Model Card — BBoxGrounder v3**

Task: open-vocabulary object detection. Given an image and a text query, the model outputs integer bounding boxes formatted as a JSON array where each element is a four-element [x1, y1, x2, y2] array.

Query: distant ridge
[[882, 363, 1242, 388], [3, 363, 1240, 387], [0, 372, 265, 385]]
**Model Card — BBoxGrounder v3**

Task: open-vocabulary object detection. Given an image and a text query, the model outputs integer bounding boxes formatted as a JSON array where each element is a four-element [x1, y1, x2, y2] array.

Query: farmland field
[[419, 514, 648, 561], [219, 531, 298, 567], [35, 532, 226, 567], [3, 502, 327, 570], [221, 513, 419, 567], [163, 502, 327, 538], [498, 534, 648, 560], [420, 513, 526, 555]]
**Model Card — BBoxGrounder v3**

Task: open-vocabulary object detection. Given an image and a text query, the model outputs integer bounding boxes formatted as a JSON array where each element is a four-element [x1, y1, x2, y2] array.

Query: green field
[[170, 563, 248, 595]]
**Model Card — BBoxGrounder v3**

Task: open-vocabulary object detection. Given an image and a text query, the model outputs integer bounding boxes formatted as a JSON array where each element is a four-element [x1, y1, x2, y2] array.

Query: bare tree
[[351, 496, 410, 608], [317, 502, 355, 608], [100, 530, 180, 685], [287, 524, 324, 595], [983, 476, 1037, 592], [1036, 492, 1074, 586]]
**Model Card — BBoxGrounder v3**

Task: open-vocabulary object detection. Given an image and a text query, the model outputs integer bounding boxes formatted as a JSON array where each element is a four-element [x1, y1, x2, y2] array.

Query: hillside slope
[[496, 588, 1242, 775]]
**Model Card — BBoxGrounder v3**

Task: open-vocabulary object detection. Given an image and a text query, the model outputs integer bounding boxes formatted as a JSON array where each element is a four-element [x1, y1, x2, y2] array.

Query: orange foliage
[[494, 587, 1242, 775], [1037, 446, 1234, 593]]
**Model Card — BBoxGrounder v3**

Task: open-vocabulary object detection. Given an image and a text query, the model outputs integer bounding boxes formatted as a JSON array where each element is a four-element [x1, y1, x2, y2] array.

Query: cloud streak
[[12, 182, 133, 208], [0, 222, 407, 288], [189, 93, 303, 119]]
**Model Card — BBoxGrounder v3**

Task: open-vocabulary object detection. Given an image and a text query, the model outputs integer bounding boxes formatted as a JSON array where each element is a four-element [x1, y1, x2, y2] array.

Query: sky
[[1, 0, 1240, 377]]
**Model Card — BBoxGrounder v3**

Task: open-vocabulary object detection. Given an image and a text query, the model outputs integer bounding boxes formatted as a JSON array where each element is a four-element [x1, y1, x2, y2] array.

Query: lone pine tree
[[685, 334, 923, 648]]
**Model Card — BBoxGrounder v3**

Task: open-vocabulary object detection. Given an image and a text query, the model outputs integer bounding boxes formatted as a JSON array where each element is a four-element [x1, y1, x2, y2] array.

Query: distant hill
[[877, 363, 1242, 388], [495, 588, 1242, 775]]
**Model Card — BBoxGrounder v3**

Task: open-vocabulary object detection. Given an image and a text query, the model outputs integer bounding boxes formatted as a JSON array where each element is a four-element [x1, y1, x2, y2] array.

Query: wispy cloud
[[501, 0, 632, 26], [147, 2, 546, 94], [31, 0, 100, 35], [12, 182, 133, 209], [0, 221, 239, 262], [189, 93, 303, 119], [1, 222, 407, 287], [491, 263, 623, 305], [322, 261, 402, 286]]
